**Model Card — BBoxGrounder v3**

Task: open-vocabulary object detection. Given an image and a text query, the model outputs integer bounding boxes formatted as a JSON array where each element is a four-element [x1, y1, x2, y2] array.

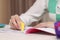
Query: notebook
[[0, 25, 56, 35], [24, 27, 56, 35]]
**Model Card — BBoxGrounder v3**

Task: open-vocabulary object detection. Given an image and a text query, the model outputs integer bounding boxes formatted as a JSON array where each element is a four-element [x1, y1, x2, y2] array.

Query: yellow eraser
[[20, 21, 25, 32]]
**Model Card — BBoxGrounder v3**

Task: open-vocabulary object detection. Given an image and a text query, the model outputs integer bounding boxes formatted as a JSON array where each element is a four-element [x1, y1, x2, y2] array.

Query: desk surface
[[0, 25, 56, 40]]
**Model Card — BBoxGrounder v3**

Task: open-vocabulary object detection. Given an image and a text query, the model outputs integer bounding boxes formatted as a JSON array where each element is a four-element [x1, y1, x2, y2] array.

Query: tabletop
[[0, 25, 57, 40]]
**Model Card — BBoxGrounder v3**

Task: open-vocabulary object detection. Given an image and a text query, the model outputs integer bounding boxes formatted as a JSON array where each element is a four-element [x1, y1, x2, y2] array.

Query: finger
[[10, 19, 20, 30], [14, 15, 21, 29], [9, 20, 17, 30], [14, 15, 21, 22], [11, 16, 18, 28]]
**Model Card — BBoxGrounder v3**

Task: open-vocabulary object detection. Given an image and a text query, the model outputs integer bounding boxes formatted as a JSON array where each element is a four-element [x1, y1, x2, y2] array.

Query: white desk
[[0, 25, 56, 40]]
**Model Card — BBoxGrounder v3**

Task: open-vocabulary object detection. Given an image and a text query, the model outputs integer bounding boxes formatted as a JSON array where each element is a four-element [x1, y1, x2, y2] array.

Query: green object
[[56, 14, 60, 21], [48, 0, 60, 21], [48, 0, 57, 13], [0, 24, 5, 28]]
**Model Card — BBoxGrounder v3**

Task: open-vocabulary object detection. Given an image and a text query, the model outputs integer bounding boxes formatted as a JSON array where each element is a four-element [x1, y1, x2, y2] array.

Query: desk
[[0, 25, 56, 40]]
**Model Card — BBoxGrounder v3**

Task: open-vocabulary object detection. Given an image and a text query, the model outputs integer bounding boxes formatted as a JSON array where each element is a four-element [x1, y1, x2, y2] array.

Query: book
[[0, 25, 56, 35], [24, 27, 56, 35]]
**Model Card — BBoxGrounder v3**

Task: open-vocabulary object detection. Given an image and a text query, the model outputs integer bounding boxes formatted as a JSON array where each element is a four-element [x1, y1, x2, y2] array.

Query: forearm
[[34, 21, 55, 28], [20, 0, 46, 26]]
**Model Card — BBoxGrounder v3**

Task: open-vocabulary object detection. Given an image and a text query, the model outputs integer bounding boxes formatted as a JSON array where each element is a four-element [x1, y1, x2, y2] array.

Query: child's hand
[[9, 15, 22, 30], [34, 22, 54, 28]]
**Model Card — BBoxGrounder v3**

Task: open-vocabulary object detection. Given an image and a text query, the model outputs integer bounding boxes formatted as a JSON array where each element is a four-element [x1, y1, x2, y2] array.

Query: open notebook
[[24, 27, 56, 35], [0, 25, 56, 35]]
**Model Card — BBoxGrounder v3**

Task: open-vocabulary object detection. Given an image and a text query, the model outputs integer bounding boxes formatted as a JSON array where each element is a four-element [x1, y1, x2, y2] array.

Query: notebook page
[[24, 27, 56, 34]]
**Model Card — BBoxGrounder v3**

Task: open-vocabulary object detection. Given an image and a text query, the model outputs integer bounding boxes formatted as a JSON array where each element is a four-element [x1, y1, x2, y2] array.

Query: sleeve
[[20, 0, 46, 26]]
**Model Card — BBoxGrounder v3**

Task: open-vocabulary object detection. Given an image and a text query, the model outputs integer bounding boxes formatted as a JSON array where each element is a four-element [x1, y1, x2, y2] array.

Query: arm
[[34, 22, 54, 28], [9, 0, 46, 30], [20, 0, 46, 26]]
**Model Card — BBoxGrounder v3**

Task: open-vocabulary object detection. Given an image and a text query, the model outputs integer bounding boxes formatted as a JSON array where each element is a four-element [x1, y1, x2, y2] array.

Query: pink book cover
[[24, 27, 56, 35]]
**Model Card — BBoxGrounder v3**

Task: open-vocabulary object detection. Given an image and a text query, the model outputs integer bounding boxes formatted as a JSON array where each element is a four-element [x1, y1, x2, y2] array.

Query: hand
[[9, 15, 21, 30], [34, 22, 54, 28]]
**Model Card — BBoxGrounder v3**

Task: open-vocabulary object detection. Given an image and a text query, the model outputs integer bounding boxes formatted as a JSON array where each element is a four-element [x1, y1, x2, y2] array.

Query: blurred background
[[0, 0, 36, 24]]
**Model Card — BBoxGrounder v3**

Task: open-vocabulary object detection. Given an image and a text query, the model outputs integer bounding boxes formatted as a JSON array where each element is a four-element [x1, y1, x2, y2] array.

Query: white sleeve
[[20, 0, 46, 26]]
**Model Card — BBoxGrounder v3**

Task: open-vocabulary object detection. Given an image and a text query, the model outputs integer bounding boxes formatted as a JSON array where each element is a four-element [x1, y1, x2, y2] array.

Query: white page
[[0, 25, 23, 33], [36, 28, 55, 34], [24, 27, 56, 34]]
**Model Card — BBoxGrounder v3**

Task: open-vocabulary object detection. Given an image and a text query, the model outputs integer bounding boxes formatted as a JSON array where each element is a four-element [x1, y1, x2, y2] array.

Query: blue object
[[55, 21, 60, 38], [0, 24, 6, 28]]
